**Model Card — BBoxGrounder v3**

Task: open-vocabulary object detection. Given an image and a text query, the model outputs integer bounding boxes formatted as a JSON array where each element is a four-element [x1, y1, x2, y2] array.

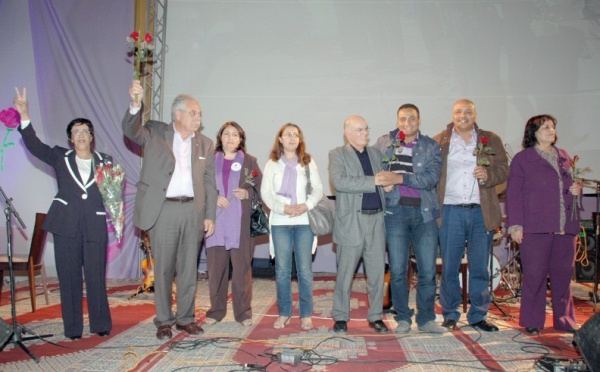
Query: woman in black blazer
[[14, 87, 113, 340]]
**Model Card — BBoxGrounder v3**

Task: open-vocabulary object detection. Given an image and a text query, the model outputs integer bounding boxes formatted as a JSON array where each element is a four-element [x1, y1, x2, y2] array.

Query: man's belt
[[165, 196, 194, 203], [453, 203, 480, 209], [360, 208, 383, 215]]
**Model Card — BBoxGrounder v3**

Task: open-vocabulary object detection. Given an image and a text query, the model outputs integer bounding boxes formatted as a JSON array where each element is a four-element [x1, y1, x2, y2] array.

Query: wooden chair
[[409, 256, 469, 313], [0, 213, 50, 312]]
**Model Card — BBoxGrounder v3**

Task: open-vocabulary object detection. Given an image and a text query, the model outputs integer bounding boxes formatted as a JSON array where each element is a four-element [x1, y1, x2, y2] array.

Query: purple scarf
[[277, 155, 298, 205], [206, 150, 244, 250]]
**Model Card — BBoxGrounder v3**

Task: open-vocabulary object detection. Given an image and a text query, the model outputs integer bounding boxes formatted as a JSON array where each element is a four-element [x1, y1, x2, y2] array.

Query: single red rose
[[398, 131, 406, 142], [574, 155, 579, 162], [0, 108, 21, 129], [481, 136, 488, 145], [144, 33, 153, 43], [130, 31, 139, 41], [252, 170, 259, 177]]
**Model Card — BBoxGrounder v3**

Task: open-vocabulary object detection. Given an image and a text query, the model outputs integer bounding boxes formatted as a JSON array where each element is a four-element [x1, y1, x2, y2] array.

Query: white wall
[[163, 0, 600, 195], [165, 0, 600, 272]]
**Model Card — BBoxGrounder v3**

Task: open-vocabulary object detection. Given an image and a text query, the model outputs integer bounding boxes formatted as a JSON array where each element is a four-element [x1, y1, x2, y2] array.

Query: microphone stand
[[489, 237, 509, 317], [0, 186, 52, 363], [582, 179, 600, 311]]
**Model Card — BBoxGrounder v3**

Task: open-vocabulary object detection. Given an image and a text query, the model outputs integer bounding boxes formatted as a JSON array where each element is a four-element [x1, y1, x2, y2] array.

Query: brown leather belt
[[166, 196, 194, 203]]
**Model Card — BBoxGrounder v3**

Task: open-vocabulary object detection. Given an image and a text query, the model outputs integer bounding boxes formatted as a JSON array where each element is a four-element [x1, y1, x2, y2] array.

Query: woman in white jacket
[[261, 123, 324, 330]]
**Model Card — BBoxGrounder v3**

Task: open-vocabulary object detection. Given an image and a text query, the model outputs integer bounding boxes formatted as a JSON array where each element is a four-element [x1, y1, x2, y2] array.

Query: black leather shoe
[[471, 320, 499, 332], [97, 331, 110, 337], [525, 327, 539, 335], [333, 320, 347, 334], [69, 335, 81, 340], [368, 320, 389, 333], [442, 319, 457, 331]]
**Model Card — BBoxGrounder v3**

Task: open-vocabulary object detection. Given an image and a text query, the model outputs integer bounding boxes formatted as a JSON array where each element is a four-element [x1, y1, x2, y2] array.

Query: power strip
[[277, 348, 303, 366], [537, 356, 589, 372]]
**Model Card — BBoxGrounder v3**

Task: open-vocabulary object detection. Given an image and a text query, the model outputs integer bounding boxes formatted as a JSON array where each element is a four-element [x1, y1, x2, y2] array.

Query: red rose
[[252, 170, 259, 177], [480, 136, 488, 145], [0, 108, 21, 129], [144, 33, 153, 43], [574, 155, 579, 162], [398, 131, 406, 142], [130, 31, 139, 41]]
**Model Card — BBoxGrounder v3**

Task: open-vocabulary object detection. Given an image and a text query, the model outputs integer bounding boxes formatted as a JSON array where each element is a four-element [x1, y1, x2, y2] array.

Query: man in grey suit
[[329, 115, 390, 334], [122, 80, 218, 340]]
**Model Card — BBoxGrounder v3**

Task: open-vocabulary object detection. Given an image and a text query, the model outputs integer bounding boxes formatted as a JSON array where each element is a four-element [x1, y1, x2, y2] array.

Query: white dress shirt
[[165, 126, 195, 198], [128, 105, 194, 198], [444, 128, 481, 204]]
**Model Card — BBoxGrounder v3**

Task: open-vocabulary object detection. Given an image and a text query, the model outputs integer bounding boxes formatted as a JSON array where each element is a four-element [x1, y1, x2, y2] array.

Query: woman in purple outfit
[[205, 122, 262, 326], [506, 114, 582, 335]]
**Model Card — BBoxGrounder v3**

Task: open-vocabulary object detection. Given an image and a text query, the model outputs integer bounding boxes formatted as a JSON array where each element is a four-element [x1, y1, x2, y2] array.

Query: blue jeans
[[439, 205, 494, 324], [271, 224, 314, 318], [385, 204, 438, 326]]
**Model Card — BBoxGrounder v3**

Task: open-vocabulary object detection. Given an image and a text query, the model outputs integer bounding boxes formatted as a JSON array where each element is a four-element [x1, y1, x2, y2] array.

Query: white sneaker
[[395, 320, 411, 334], [418, 320, 448, 334]]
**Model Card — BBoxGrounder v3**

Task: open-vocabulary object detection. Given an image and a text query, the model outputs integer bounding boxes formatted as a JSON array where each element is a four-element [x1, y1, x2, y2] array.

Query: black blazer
[[19, 124, 110, 243]]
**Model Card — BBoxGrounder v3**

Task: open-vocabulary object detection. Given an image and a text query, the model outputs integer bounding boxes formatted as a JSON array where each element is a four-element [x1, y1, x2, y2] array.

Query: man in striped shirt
[[374, 104, 445, 334]]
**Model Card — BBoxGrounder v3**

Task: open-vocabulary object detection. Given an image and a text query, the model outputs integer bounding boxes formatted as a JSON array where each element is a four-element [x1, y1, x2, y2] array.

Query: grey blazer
[[122, 107, 218, 244], [328, 144, 385, 246]]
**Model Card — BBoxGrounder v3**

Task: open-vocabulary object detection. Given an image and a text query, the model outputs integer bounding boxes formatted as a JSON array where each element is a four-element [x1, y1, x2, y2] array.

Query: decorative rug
[[0, 275, 596, 371]]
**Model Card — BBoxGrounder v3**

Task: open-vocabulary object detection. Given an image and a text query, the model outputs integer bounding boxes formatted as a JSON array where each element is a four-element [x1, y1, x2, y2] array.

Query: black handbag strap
[[251, 185, 260, 203]]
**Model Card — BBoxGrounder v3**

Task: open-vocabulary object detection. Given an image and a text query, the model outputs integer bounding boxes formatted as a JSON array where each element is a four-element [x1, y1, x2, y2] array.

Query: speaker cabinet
[[576, 230, 597, 283], [574, 313, 600, 372]]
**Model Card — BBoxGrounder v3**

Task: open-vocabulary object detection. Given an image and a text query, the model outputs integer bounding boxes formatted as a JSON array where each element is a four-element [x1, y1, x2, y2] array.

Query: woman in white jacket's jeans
[[261, 123, 324, 330]]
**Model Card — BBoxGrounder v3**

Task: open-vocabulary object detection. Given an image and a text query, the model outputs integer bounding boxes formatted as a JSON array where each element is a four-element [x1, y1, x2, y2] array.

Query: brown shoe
[[175, 322, 204, 335], [156, 325, 172, 340]]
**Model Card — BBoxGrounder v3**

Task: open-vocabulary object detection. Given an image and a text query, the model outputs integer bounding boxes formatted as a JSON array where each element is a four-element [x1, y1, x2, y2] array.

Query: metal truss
[[144, 0, 168, 122]]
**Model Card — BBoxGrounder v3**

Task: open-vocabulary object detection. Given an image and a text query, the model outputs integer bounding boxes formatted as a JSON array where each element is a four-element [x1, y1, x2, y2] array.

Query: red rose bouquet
[[95, 163, 125, 242], [126, 31, 154, 80]]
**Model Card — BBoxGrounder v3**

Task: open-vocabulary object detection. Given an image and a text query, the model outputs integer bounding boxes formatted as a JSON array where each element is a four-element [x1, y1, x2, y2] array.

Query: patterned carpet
[[0, 275, 596, 371]]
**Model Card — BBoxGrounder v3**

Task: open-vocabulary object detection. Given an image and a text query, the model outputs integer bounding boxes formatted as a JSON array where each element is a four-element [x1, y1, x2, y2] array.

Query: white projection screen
[[164, 0, 600, 194]]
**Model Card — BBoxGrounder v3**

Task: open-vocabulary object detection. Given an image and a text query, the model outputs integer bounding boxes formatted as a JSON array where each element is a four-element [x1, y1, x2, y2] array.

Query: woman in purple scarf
[[261, 123, 324, 330], [205, 122, 262, 326]]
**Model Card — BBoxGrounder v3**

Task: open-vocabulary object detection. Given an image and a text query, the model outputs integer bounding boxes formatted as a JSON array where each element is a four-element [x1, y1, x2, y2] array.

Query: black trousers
[[53, 214, 111, 338]]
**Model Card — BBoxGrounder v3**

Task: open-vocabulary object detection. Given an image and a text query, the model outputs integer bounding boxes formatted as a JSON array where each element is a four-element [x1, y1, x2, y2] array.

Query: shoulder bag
[[305, 165, 335, 236]]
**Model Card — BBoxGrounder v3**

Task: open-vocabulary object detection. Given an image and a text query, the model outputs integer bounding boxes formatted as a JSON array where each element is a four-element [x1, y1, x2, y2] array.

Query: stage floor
[[0, 275, 597, 371]]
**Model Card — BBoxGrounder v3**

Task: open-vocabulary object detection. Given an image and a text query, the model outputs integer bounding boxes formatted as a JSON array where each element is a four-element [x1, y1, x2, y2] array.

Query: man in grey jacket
[[122, 80, 218, 340], [374, 103, 446, 334], [329, 115, 390, 334]]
